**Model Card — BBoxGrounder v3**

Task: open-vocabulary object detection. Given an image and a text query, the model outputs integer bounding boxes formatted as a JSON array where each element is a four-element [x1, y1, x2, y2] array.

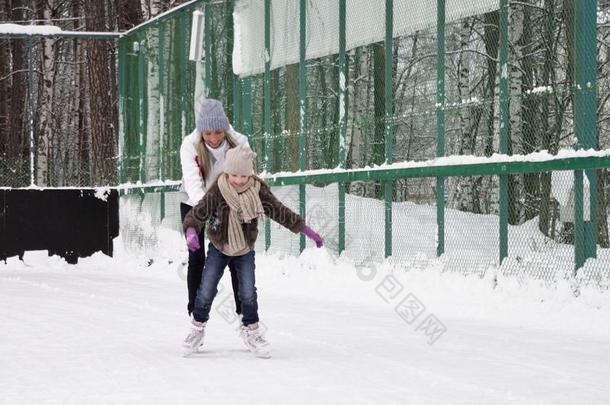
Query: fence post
[[178, 11, 188, 137], [204, 0, 212, 96], [300, 0, 308, 253], [498, 0, 509, 265], [436, 0, 446, 257], [137, 31, 147, 183], [264, 0, 271, 250], [158, 22, 166, 182], [338, 0, 347, 254], [118, 37, 127, 185], [384, 0, 394, 258], [158, 22, 166, 221], [573, 0, 598, 272]]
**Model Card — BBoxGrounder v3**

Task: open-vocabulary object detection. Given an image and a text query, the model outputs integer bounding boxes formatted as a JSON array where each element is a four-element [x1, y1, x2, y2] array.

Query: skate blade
[[182, 344, 201, 357], [251, 348, 271, 359]]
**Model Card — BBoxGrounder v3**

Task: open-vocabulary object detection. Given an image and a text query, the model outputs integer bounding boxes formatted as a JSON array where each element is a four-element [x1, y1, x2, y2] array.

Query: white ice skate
[[241, 323, 271, 359], [182, 320, 206, 356]]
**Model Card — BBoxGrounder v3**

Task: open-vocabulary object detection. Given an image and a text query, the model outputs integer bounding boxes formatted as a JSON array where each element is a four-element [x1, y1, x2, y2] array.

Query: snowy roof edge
[[0, 0, 210, 38], [0, 23, 121, 38]]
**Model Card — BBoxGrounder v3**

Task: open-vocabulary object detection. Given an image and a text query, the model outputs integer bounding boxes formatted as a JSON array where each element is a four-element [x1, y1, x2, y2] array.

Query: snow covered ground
[[1, 229, 609, 404]]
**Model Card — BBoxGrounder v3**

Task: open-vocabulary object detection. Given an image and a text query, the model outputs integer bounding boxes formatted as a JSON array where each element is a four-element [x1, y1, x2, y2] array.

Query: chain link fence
[[117, 0, 610, 287], [119, 3, 204, 184], [2, 1, 609, 286]]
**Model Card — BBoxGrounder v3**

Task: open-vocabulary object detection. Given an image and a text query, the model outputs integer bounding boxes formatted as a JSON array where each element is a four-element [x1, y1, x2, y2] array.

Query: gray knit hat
[[224, 144, 256, 176], [196, 99, 230, 133]]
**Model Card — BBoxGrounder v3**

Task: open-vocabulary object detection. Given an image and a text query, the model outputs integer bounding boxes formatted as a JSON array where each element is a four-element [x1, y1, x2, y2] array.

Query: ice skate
[[182, 319, 206, 356], [241, 323, 271, 359]]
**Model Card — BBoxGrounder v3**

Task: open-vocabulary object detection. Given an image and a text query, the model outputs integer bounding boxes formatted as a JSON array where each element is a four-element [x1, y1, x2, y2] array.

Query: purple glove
[[185, 227, 200, 252], [302, 225, 323, 248]]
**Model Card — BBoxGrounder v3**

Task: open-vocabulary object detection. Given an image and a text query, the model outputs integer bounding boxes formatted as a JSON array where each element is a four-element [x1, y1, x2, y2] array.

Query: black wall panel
[[0, 189, 119, 264]]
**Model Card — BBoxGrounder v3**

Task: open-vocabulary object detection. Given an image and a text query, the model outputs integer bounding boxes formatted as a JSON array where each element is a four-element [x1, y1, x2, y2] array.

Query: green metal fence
[[118, 0, 610, 276], [117, 0, 610, 277], [118, 0, 205, 184], [3, 0, 608, 278]]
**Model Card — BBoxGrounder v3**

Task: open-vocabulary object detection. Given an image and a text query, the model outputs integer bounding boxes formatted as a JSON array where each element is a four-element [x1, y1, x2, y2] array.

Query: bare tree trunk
[[146, 0, 188, 18], [148, 0, 168, 17], [330, 54, 340, 168], [483, 11, 499, 158], [397, 35, 419, 162], [557, 0, 576, 239], [285, 63, 299, 171], [347, 47, 368, 169], [271, 68, 281, 171], [85, 1, 118, 185], [36, 0, 56, 186], [316, 59, 328, 168], [116, 0, 144, 30], [520, 3, 539, 222], [508, 3, 525, 225], [597, 171, 610, 247], [372, 43, 385, 199], [372, 43, 385, 167], [596, 6, 610, 247], [455, 20, 476, 213], [77, 36, 90, 186], [65, 0, 88, 186], [0, 0, 10, 157], [8, 0, 28, 161], [457, 20, 472, 156], [538, 0, 557, 237]]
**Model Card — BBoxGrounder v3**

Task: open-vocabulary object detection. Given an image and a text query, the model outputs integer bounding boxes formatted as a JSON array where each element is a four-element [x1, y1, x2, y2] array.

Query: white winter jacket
[[179, 126, 250, 206]]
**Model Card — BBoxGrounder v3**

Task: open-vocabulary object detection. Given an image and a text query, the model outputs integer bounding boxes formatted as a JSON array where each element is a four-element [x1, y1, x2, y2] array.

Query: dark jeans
[[193, 243, 259, 326], [180, 203, 241, 316]]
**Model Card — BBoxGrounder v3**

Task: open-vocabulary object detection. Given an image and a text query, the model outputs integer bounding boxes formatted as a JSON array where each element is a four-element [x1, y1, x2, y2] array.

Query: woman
[[179, 98, 249, 317]]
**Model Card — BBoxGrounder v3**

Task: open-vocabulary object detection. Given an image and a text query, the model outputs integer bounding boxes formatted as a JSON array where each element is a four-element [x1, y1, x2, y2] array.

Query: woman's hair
[[196, 131, 238, 186]]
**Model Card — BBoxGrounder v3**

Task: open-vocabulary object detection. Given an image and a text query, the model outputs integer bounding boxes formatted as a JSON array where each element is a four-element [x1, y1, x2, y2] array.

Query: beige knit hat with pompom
[[224, 144, 256, 176]]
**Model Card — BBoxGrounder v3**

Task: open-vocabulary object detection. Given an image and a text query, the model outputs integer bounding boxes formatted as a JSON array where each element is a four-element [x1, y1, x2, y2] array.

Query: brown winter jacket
[[183, 176, 305, 253]]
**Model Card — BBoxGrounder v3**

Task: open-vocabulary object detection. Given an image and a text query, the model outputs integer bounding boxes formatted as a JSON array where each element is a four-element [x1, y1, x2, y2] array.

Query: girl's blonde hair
[[196, 131, 238, 186]]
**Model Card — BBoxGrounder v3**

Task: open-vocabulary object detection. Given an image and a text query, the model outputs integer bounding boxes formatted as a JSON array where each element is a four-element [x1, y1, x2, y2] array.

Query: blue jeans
[[192, 243, 259, 326], [180, 203, 241, 316]]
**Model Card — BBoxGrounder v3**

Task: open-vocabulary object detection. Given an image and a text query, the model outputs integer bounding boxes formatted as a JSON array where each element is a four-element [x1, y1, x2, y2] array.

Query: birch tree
[[507, 3, 526, 225], [346, 47, 368, 170], [35, 0, 57, 186]]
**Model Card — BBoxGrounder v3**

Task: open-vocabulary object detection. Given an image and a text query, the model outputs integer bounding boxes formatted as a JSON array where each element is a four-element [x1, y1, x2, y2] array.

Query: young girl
[[181, 144, 323, 358], [179, 99, 248, 318]]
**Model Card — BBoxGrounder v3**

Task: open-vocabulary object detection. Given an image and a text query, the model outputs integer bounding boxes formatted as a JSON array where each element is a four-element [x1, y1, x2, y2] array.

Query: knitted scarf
[[217, 174, 264, 256]]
